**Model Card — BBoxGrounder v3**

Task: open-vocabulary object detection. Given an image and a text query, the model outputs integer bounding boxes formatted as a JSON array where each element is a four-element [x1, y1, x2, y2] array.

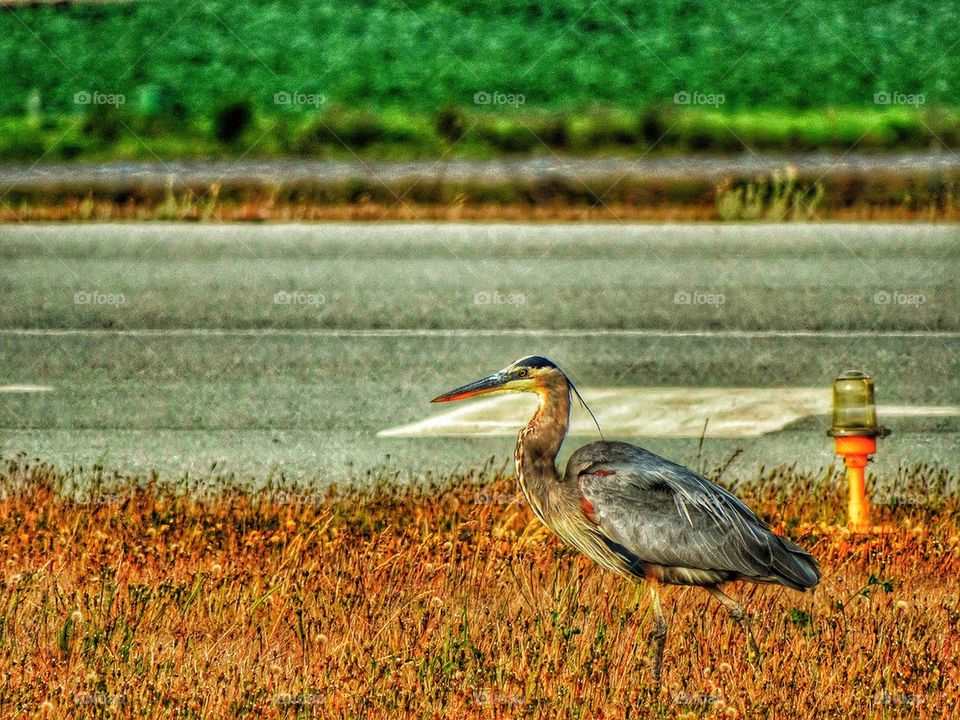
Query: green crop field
[[0, 1, 958, 161], [2, 0, 956, 113]]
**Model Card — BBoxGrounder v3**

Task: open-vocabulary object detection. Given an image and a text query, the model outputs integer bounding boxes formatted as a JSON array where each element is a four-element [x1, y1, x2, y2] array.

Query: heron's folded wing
[[569, 442, 816, 585]]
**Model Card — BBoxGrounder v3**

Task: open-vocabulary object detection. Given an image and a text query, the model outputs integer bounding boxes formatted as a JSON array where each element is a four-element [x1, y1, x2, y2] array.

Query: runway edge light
[[828, 370, 890, 532]]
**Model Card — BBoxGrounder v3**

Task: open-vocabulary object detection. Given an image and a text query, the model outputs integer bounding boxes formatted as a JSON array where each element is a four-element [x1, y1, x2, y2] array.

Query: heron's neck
[[515, 381, 570, 520]]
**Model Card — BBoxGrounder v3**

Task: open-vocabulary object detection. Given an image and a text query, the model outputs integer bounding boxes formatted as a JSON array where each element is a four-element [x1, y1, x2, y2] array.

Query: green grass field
[[1, 1, 958, 160], [1, 224, 958, 481], [3, 1, 955, 113], [3, 106, 957, 162]]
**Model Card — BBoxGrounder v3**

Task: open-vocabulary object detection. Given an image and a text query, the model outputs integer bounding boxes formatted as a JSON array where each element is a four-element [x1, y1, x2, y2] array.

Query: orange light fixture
[[828, 371, 889, 531]]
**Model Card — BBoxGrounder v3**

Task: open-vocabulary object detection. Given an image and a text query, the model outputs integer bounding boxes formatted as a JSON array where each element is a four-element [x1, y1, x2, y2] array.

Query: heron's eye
[[517, 368, 529, 378]]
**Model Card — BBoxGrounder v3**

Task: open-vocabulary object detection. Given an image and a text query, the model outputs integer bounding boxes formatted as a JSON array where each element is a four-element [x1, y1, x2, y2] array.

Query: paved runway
[[0, 223, 957, 484]]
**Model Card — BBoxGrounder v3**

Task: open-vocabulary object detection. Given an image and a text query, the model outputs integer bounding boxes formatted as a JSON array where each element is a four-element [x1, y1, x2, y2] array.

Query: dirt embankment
[[2, 154, 959, 221]]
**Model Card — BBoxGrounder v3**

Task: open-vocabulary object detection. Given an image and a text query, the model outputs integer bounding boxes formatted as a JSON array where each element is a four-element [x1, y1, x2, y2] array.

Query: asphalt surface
[[2, 152, 959, 192], [0, 223, 957, 485]]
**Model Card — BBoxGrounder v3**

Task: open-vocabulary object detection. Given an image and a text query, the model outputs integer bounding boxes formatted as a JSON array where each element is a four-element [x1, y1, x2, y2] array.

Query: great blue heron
[[433, 355, 820, 684]]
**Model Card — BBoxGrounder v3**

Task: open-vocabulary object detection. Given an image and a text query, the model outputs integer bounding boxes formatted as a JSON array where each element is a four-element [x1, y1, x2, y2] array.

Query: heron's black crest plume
[[516, 355, 603, 440], [568, 377, 604, 441], [540, 361, 604, 442]]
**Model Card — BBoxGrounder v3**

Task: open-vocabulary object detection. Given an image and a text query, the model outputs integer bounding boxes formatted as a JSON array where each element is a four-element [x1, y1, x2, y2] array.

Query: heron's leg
[[647, 581, 668, 687], [706, 585, 760, 662]]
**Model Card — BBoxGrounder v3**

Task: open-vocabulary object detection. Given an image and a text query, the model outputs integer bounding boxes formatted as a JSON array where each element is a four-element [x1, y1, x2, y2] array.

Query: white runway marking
[[378, 387, 960, 439], [1, 328, 957, 339]]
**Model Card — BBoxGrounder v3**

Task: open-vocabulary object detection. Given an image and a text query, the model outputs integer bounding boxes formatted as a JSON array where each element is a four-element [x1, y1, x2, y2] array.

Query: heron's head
[[431, 356, 566, 403]]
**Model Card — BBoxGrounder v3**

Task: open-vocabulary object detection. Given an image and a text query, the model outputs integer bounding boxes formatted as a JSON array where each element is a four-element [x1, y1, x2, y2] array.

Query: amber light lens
[[829, 370, 888, 437]]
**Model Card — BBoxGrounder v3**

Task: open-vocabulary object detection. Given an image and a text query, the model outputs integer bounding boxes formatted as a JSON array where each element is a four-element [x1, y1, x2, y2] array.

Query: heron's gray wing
[[566, 441, 820, 589]]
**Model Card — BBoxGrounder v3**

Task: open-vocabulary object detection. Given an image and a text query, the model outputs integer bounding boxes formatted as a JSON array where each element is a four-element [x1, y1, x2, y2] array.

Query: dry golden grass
[[0, 456, 957, 718]]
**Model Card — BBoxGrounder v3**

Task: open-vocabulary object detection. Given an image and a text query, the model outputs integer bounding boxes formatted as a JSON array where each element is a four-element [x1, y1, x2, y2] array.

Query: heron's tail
[[770, 537, 821, 591]]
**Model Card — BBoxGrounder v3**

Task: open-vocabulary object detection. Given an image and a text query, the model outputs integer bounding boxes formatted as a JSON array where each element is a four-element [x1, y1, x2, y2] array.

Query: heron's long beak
[[431, 372, 508, 403]]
